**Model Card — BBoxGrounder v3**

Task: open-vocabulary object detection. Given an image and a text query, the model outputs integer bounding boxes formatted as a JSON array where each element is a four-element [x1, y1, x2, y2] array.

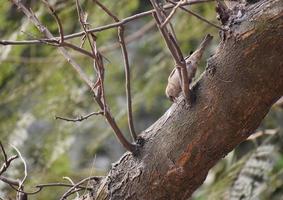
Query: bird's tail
[[186, 34, 213, 64]]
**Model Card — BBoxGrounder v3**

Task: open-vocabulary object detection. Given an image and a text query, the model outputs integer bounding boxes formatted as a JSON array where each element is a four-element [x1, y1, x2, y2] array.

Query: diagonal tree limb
[[88, 0, 283, 198]]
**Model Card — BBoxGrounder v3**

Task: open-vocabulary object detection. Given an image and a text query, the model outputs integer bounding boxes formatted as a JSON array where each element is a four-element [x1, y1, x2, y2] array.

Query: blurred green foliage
[[1, 0, 282, 199]]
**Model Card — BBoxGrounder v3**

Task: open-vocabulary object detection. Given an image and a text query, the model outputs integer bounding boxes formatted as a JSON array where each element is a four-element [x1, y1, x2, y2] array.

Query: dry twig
[[10, 0, 136, 152], [161, 0, 186, 28], [1, 0, 213, 46], [55, 111, 104, 122], [0, 142, 18, 176], [60, 176, 101, 200], [150, 0, 190, 101], [0, 143, 28, 200], [63, 176, 80, 199], [167, 0, 225, 30], [94, 0, 137, 141]]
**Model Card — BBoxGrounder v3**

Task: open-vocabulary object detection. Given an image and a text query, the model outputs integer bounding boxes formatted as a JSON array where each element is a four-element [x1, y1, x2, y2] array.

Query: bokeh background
[[0, 0, 282, 199]]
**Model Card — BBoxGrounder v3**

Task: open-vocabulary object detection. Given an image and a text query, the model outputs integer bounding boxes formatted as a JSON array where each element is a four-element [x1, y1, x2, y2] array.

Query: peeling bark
[[84, 0, 283, 199]]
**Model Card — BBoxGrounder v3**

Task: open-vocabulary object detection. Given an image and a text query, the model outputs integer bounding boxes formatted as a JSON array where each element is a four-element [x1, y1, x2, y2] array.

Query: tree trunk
[[86, 0, 283, 199]]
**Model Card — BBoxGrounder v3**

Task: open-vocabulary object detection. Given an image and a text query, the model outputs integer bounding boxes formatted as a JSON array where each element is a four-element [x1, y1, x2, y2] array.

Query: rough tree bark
[[84, 0, 283, 199]]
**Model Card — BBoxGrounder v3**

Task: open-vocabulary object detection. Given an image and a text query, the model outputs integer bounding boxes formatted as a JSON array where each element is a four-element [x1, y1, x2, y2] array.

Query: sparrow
[[165, 34, 213, 102]]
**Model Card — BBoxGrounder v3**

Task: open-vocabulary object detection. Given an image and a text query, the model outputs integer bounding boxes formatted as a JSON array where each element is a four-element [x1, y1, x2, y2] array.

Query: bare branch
[[150, 1, 190, 101], [161, 0, 186, 28], [93, 0, 119, 22], [168, 0, 225, 30], [0, 175, 20, 187], [1, 0, 214, 46], [55, 111, 104, 122], [60, 176, 101, 200], [75, 0, 137, 151], [75, 0, 106, 113], [99, 20, 155, 53], [0, 142, 19, 176], [75, 0, 96, 56], [10, 0, 136, 152], [41, 0, 64, 43], [0, 142, 95, 198], [11, 145, 27, 193], [0, 155, 18, 176], [60, 42, 95, 59], [36, 182, 93, 190], [0, 142, 8, 164], [10, 0, 94, 89], [63, 177, 79, 198], [94, 0, 137, 141], [118, 26, 137, 141]]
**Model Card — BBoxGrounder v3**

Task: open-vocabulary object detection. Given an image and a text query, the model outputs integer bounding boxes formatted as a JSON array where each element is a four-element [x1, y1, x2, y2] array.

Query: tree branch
[[55, 111, 104, 122], [94, 0, 137, 141], [1, 0, 213, 46], [80, 0, 283, 199], [150, 0, 191, 101], [10, 0, 136, 153]]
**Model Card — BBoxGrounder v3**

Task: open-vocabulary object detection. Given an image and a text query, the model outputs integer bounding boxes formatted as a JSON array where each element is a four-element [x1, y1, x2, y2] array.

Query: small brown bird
[[165, 67, 181, 102], [165, 34, 213, 102]]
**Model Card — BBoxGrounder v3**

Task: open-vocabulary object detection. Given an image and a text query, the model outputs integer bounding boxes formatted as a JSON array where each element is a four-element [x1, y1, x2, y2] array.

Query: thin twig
[[75, 0, 96, 55], [22, 28, 96, 59], [0, 155, 18, 175], [0, 176, 20, 187], [11, 145, 27, 191], [63, 177, 79, 199], [60, 176, 101, 200], [118, 26, 137, 141], [0, 177, 93, 196], [1, 0, 214, 46], [0, 142, 25, 199], [75, 0, 105, 112], [41, 1, 98, 60], [74, 0, 136, 151], [11, 0, 94, 89], [10, 1, 135, 152], [94, 0, 137, 141], [1, 21, 155, 65], [75, 0, 106, 114], [99, 20, 156, 53], [0, 142, 8, 162], [93, 0, 119, 21], [161, 0, 186, 28], [55, 111, 104, 122], [36, 182, 92, 190], [168, 0, 225, 30], [150, 1, 190, 100], [42, 0, 64, 43], [0, 142, 19, 176], [61, 42, 95, 58]]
